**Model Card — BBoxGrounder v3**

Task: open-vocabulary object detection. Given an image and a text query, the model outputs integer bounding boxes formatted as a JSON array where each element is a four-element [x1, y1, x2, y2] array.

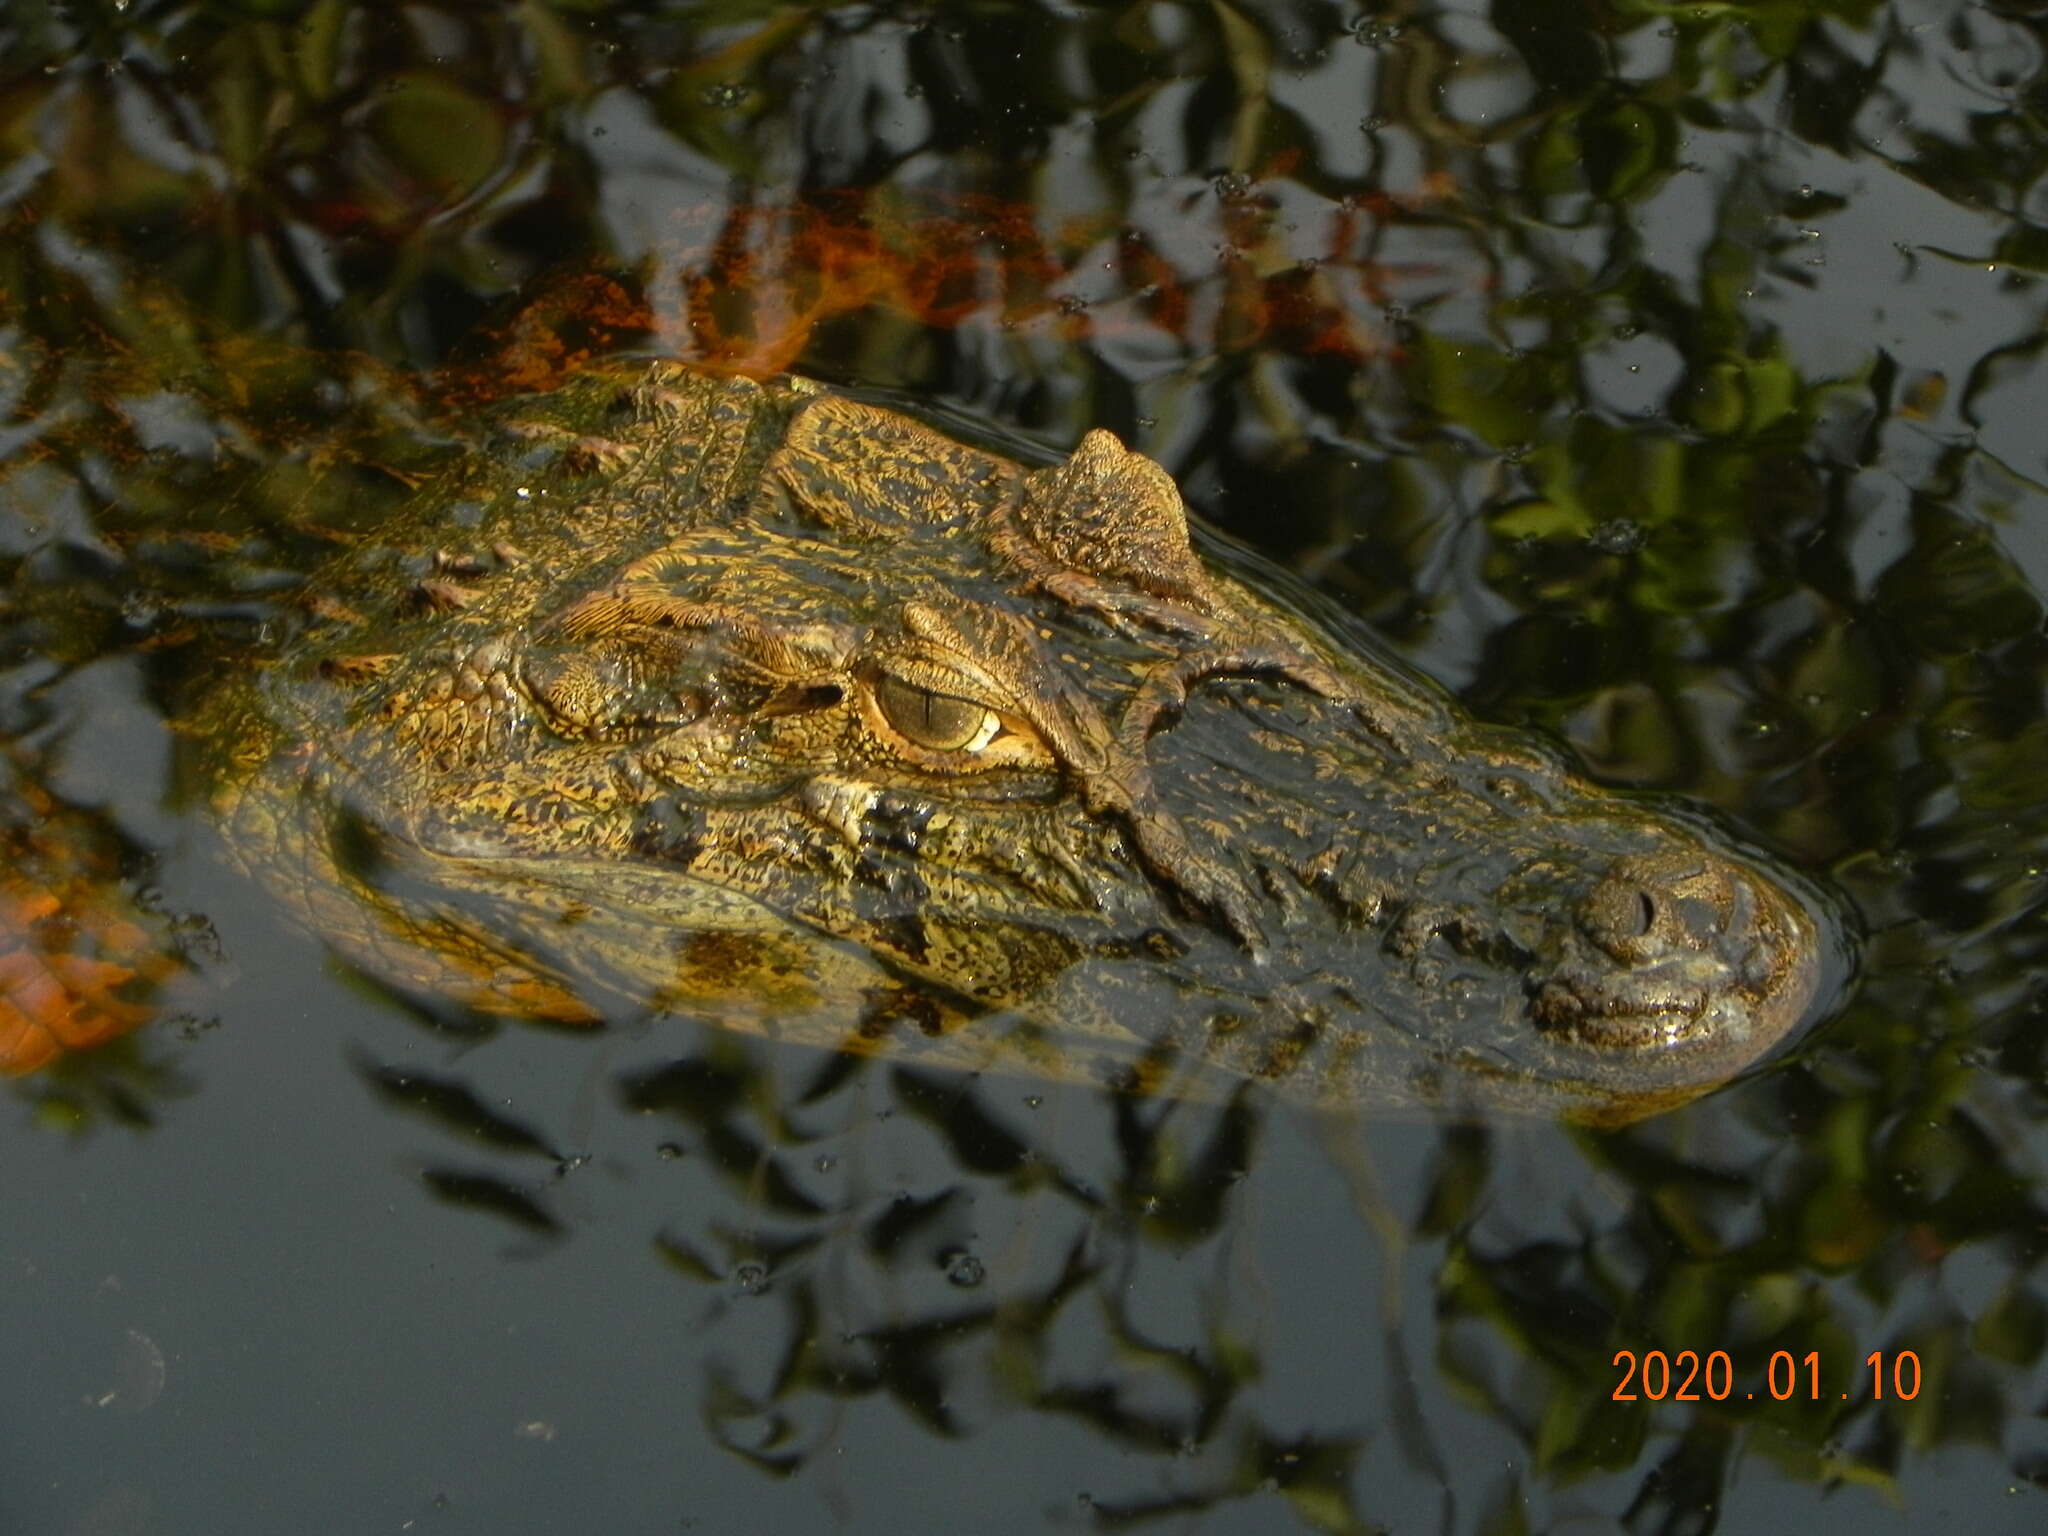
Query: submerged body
[[202, 362, 1840, 1120]]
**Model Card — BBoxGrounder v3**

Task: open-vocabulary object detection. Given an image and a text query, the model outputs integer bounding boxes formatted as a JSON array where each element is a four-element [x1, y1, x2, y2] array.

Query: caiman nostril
[[1578, 853, 1746, 965], [1581, 876, 1659, 961], [1671, 893, 1723, 941]]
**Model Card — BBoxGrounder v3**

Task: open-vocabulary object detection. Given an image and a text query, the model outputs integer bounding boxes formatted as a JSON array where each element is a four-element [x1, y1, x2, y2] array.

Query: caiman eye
[[874, 672, 1003, 752]]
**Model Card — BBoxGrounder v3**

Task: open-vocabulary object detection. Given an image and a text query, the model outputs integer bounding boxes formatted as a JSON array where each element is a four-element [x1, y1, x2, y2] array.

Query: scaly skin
[[196, 361, 1841, 1120]]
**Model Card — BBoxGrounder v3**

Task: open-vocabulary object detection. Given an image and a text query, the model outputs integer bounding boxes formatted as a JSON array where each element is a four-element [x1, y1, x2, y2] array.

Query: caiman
[[29, 360, 1843, 1120]]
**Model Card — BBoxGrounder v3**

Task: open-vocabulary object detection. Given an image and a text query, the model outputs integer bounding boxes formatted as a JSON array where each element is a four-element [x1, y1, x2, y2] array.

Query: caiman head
[[213, 362, 1843, 1121]]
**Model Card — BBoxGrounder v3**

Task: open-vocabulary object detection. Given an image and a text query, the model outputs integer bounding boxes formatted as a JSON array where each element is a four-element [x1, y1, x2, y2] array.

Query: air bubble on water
[[1585, 518, 1646, 555], [89, 1329, 164, 1415]]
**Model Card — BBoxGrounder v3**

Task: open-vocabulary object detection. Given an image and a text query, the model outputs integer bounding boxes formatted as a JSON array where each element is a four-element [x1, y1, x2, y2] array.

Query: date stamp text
[[1611, 1349, 1923, 1402]]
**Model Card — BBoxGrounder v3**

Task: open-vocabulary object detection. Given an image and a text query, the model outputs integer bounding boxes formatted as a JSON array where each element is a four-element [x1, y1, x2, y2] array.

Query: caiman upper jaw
[[1528, 848, 1818, 1053]]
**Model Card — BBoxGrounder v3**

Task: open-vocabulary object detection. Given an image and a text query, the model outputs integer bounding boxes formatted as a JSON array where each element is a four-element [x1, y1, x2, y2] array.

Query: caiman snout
[[1532, 848, 1813, 1054], [1577, 853, 1742, 966]]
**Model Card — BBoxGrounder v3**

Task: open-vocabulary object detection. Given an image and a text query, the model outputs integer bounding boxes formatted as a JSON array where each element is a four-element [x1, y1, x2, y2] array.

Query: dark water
[[3, 2, 2046, 1532]]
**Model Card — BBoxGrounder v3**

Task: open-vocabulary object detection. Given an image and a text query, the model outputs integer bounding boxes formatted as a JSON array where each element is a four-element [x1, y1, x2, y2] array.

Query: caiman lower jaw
[[1528, 973, 1717, 1051]]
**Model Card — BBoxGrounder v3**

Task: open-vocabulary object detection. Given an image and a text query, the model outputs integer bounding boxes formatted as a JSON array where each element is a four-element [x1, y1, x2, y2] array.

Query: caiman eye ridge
[[873, 672, 1003, 753]]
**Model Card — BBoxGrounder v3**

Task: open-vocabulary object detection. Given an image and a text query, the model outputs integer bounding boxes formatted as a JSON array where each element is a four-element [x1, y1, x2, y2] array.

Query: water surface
[[3, 2, 2046, 1532]]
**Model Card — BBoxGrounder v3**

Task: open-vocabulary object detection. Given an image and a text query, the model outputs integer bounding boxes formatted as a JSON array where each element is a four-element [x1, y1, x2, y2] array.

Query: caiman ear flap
[[1015, 431, 1221, 613]]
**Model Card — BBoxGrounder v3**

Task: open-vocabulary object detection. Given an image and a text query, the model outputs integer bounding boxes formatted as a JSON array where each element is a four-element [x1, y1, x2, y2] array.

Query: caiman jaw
[[1129, 668, 1834, 1107]]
